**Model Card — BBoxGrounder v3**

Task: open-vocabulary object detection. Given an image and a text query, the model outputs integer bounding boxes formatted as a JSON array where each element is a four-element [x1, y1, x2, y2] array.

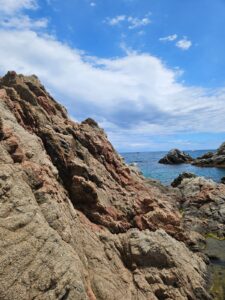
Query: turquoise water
[[122, 150, 225, 185]]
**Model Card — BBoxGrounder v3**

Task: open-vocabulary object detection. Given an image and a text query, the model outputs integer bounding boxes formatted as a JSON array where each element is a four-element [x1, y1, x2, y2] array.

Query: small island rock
[[159, 149, 193, 164]]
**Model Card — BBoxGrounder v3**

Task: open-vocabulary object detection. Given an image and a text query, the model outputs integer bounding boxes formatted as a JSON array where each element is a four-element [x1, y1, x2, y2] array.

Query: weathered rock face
[[173, 175, 225, 238], [193, 144, 225, 167], [159, 149, 193, 164], [0, 71, 211, 299]]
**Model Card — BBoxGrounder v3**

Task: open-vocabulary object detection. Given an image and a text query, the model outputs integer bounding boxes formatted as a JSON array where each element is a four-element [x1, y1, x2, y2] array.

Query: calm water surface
[[122, 150, 225, 185]]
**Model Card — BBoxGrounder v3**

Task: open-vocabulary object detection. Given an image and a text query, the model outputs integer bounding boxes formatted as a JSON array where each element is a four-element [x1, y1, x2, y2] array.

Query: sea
[[122, 150, 225, 185]]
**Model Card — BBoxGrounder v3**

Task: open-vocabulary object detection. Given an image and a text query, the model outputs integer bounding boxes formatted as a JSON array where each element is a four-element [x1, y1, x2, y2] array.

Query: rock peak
[[82, 117, 99, 128], [159, 148, 193, 164]]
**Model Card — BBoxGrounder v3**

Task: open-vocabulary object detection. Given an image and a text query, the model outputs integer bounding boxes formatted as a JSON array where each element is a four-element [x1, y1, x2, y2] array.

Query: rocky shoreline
[[0, 71, 224, 299], [159, 146, 225, 169]]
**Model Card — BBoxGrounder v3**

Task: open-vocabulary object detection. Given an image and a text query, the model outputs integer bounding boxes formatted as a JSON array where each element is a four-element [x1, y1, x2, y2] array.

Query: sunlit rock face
[[0, 71, 211, 300], [173, 174, 225, 238]]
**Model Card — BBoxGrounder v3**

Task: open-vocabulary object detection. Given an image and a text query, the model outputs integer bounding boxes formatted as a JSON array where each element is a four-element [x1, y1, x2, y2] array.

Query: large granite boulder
[[0, 71, 211, 300], [172, 174, 225, 238], [159, 149, 193, 164]]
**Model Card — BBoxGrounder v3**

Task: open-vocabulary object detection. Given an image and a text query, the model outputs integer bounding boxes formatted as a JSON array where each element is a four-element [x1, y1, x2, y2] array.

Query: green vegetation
[[179, 208, 184, 216], [210, 266, 225, 300], [206, 237, 225, 300], [205, 233, 225, 240]]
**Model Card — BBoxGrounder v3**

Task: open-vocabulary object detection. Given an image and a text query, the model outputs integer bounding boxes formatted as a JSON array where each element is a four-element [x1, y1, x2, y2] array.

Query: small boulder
[[171, 172, 197, 187]]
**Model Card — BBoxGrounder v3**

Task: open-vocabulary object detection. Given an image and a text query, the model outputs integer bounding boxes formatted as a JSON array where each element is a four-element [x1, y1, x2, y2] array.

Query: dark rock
[[171, 172, 197, 187], [193, 143, 225, 167], [0, 116, 4, 140], [221, 177, 225, 184], [82, 118, 99, 128], [196, 152, 214, 159], [217, 142, 225, 155], [159, 149, 193, 164]]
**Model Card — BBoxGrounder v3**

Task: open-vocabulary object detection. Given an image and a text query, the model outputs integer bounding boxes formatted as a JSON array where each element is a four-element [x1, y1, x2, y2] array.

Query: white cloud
[[107, 15, 126, 26], [1, 16, 48, 29], [90, 2, 96, 7], [127, 16, 151, 29], [159, 35, 192, 52], [159, 34, 177, 42], [176, 37, 192, 50], [0, 1, 222, 151], [0, 0, 37, 15], [0, 29, 224, 149], [0, 0, 47, 31], [119, 41, 137, 55], [0, 1, 221, 153], [106, 15, 151, 29]]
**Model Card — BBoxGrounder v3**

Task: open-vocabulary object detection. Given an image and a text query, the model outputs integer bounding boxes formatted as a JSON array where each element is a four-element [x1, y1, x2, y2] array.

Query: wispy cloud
[[159, 34, 177, 42], [0, 29, 224, 143], [176, 37, 192, 50], [0, 15, 48, 29], [90, 2, 96, 7], [159, 34, 192, 51], [127, 16, 151, 29], [0, 0, 38, 15], [107, 15, 126, 26], [0, 0, 47, 31], [105, 14, 151, 29]]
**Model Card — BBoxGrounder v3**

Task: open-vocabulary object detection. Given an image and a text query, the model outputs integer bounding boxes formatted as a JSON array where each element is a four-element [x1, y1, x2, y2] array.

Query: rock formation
[[193, 144, 225, 167], [0, 71, 211, 300], [172, 174, 225, 239], [171, 172, 197, 187], [158, 149, 193, 165], [159, 144, 225, 168]]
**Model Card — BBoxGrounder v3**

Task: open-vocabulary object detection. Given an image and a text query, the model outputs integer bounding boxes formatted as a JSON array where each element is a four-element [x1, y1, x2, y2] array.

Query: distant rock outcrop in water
[[158, 148, 193, 164], [0, 71, 211, 300], [159, 143, 225, 168], [193, 143, 225, 167]]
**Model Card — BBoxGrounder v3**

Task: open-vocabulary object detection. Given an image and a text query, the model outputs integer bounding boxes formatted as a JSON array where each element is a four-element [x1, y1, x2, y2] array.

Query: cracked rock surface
[[173, 175, 225, 238], [0, 71, 211, 300]]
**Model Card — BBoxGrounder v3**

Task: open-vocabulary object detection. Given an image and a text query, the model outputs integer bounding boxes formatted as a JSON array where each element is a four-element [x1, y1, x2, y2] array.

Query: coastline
[[0, 71, 224, 300], [125, 153, 225, 299]]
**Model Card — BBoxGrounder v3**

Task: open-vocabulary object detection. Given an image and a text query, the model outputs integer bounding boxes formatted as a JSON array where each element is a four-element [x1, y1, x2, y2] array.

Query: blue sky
[[0, 0, 225, 151]]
